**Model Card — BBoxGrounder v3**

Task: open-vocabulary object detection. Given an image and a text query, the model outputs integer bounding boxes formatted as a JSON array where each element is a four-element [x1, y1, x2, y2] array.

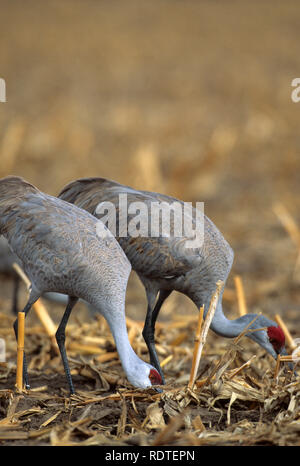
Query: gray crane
[[0, 176, 162, 394], [59, 177, 288, 382]]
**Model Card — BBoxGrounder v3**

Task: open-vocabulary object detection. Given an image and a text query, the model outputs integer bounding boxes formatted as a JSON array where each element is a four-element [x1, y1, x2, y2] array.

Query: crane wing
[[59, 177, 205, 279]]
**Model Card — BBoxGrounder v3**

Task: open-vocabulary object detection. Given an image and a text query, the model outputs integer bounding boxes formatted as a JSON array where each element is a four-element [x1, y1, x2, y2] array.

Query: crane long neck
[[103, 310, 142, 375], [209, 307, 259, 338]]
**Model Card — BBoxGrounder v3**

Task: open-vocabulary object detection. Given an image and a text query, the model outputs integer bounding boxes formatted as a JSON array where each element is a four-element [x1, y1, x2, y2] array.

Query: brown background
[[0, 0, 300, 332]]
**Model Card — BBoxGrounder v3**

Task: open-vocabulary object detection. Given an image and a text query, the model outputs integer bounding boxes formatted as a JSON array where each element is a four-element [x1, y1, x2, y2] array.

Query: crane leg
[[13, 291, 39, 389], [55, 296, 78, 395], [142, 289, 172, 384]]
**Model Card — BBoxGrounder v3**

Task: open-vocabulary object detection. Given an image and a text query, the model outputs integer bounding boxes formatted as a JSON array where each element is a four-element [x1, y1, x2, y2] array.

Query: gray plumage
[[0, 176, 162, 393], [59, 177, 288, 380], [0, 235, 17, 273], [0, 234, 22, 314], [0, 235, 73, 312]]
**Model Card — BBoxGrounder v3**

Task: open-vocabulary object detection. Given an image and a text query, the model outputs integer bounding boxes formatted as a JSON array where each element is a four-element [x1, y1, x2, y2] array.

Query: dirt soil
[[0, 0, 300, 446]]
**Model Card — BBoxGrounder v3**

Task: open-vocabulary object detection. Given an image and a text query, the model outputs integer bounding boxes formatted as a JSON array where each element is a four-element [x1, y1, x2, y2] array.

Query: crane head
[[266, 325, 296, 374], [245, 317, 287, 360], [126, 363, 163, 391], [149, 368, 163, 386], [267, 325, 285, 354]]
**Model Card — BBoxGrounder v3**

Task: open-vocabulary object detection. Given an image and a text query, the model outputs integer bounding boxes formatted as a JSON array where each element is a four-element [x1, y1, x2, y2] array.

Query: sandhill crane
[[0, 176, 162, 394], [59, 177, 287, 382]]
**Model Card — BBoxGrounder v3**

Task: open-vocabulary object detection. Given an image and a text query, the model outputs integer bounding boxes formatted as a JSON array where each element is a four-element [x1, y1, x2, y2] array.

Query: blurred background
[[0, 0, 300, 333]]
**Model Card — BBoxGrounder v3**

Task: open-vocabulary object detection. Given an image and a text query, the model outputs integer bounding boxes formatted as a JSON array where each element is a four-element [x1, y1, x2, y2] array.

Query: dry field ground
[[0, 0, 300, 446]]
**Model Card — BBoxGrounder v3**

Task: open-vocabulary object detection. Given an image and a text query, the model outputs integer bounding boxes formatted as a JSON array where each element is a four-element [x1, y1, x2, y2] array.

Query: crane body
[[59, 177, 287, 381], [0, 176, 162, 393]]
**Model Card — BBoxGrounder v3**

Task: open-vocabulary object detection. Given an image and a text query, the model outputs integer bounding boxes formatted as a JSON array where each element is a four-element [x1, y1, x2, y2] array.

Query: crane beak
[[153, 386, 163, 393]]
